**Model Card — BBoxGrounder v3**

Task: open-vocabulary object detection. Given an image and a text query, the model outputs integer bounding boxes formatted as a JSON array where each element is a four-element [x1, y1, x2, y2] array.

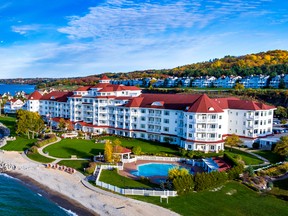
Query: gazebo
[[113, 146, 132, 162]]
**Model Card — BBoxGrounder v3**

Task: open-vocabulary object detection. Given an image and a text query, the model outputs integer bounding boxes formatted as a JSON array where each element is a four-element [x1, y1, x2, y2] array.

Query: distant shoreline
[[7, 171, 97, 216]]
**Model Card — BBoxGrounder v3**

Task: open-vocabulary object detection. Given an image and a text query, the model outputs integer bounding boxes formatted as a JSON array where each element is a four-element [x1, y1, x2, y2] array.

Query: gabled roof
[[28, 91, 42, 100], [213, 98, 275, 110], [113, 145, 131, 154], [40, 91, 73, 102], [125, 97, 144, 107], [75, 86, 92, 91], [97, 84, 140, 92], [101, 75, 110, 80], [187, 94, 223, 113]]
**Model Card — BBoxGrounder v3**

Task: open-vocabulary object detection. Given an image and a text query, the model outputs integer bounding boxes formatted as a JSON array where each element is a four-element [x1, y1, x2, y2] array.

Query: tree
[[168, 167, 189, 181], [132, 146, 142, 155], [273, 136, 288, 158], [274, 106, 288, 119], [113, 138, 122, 147], [224, 134, 243, 150], [16, 110, 45, 139], [104, 140, 113, 163], [58, 118, 67, 131], [234, 83, 245, 90]]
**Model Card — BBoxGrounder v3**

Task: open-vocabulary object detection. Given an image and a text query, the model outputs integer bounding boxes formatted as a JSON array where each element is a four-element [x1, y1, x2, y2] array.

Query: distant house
[[239, 75, 269, 89], [4, 99, 24, 114], [269, 75, 281, 88], [192, 76, 216, 88]]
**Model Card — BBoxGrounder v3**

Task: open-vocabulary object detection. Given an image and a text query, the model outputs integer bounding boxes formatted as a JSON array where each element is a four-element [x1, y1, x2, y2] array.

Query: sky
[[0, 0, 287, 78]]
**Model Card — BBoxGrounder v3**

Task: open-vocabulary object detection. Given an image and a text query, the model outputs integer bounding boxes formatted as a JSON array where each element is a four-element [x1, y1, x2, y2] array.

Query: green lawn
[[254, 150, 283, 164], [0, 115, 16, 135], [225, 148, 263, 165], [0, 137, 36, 151], [43, 138, 103, 158], [133, 181, 288, 216], [57, 160, 90, 173], [99, 169, 154, 189], [27, 152, 55, 163], [100, 136, 179, 156]]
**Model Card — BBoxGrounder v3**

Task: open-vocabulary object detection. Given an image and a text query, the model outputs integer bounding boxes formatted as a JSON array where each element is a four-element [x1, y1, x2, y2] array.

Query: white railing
[[95, 181, 177, 197]]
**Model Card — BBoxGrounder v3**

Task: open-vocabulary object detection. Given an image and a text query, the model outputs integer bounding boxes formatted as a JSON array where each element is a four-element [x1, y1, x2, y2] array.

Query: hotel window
[[164, 119, 169, 124], [219, 115, 222, 119], [163, 127, 169, 132], [189, 115, 193, 119], [141, 109, 146, 113], [189, 124, 193, 129], [140, 124, 145, 129], [243, 130, 245, 135], [188, 133, 192, 138], [255, 112, 259, 116], [141, 117, 145, 121], [211, 115, 216, 119], [255, 120, 259, 125], [254, 129, 258, 134], [164, 111, 170, 116]]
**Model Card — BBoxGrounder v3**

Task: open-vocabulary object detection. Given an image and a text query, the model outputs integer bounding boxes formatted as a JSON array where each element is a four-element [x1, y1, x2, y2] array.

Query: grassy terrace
[[1, 137, 36, 151], [254, 150, 284, 164], [99, 169, 154, 189], [57, 160, 90, 173], [0, 115, 16, 135], [225, 148, 263, 165], [27, 152, 55, 163], [100, 136, 179, 156], [132, 181, 288, 216], [43, 139, 103, 158]]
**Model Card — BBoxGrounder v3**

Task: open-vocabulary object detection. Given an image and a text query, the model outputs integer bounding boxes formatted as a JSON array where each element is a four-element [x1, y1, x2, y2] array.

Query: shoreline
[[7, 172, 97, 216], [0, 151, 179, 216]]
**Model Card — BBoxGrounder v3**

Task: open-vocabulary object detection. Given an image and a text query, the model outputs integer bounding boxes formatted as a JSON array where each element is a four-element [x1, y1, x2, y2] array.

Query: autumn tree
[[224, 134, 243, 150], [104, 140, 113, 163], [58, 118, 67, 131], [234, 83, 245, 90], [16, 110, 45, 139], [275, 106, 288, 120], [273, 136, 288, 158]]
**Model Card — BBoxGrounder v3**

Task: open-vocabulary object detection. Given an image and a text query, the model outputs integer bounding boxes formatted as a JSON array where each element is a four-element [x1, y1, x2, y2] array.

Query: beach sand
[[1, 151, 179, 216]]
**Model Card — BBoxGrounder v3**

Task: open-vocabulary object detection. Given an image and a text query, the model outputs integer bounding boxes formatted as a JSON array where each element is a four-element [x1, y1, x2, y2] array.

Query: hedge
[[193, 171, 228, 191], [35, 134, 57, 148]]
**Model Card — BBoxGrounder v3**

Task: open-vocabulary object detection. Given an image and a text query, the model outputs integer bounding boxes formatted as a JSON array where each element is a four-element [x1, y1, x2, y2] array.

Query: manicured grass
[[100, 136, 179, 156], [57, 160, 90, 173], [43, 138, 103, 158], [99, 169, 153, 189], [132, 181, 288, 216], [0, 137, 36, 151], [254, 150, 283, 164], [27, 152, 55, 163], [225, 148, 263, 165], [0, 115, 16, 135]]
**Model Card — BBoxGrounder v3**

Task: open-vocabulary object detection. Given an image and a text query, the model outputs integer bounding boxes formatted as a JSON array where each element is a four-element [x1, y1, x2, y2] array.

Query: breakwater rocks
[[0, 162, 16, 172]]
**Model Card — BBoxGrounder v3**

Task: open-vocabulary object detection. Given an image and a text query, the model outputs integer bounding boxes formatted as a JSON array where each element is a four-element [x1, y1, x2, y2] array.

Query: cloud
[[58, 0, 271, 41], [11, 24, 41, 35]]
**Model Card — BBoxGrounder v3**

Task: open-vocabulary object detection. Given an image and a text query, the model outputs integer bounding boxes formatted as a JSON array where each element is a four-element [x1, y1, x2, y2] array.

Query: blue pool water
[[131, 163, 179, 177]]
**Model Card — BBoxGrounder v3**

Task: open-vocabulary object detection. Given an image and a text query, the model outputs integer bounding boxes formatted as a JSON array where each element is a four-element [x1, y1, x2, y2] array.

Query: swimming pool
[[131, 163, 180, 177]]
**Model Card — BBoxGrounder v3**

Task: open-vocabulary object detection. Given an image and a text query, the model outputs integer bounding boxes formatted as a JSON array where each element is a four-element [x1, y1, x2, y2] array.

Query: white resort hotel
[[25, 75, 275, 152]]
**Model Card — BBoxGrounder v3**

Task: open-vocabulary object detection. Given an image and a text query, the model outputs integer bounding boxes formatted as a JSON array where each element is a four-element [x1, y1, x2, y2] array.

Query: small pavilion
[[113, 145, 132, 162]]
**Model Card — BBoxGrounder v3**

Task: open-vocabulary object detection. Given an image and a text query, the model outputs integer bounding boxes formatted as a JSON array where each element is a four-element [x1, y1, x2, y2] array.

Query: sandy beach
[[0, 151, 179, 216]]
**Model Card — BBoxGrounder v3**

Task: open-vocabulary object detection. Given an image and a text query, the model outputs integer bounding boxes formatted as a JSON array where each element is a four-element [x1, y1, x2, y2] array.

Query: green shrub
[[28, 146, 38, 154], [35, 134, 57, 148], [194, 171, 228, 191], [132, 146, 142, 155], [173, 175, 194, 195], [85, 162, 97, 175]]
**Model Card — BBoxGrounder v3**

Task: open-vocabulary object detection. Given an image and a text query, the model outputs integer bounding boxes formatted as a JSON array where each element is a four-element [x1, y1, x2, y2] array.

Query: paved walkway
[[231, 146, 270, 167], [37, 136, 90, 163]]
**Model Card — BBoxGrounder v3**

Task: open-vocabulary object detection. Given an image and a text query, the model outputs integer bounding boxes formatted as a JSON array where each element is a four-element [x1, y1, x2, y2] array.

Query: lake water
[[0, 173, 75, 216], [0, 84, 36, 96]]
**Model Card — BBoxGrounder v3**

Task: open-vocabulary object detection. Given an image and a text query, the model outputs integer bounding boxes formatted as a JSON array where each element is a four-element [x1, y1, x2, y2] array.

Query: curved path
[[37, 137, 90, 163], [231, 146, 270, 167]]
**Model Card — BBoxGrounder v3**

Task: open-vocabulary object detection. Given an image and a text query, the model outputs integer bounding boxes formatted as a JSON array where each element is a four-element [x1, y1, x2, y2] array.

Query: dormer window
[[208, 107, 215, 111], [151, 101, 164, 106], [50, 96, 55, 100]]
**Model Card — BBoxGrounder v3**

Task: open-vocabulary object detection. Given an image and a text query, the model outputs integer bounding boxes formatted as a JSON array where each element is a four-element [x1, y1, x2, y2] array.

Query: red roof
[[113, 145, 131, 154], [40, 91, 73, 102], [101, 75, 110, 80], [213, 98, 275, 110], [98, 84, 140, 92], [28, 91, 42, 100], [75, 86, 92, 91], [188, 94, 223, 113]]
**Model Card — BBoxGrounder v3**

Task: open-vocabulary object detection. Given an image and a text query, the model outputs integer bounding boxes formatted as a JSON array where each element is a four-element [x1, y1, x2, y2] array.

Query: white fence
[[95, 180, 177, 197], [135, 155, 185, 162], [94, 164, 177, 197]]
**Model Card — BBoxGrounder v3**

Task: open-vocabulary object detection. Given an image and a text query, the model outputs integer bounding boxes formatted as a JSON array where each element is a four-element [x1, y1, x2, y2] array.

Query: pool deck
[[118, 160, 204, 182]]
